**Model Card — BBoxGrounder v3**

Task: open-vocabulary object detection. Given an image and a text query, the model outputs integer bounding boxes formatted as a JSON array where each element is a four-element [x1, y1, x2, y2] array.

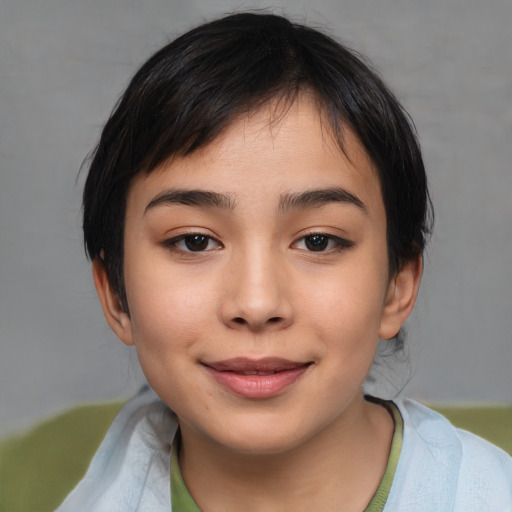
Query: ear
[[379, 254, 423, 340], [92, 258, 134, 346]]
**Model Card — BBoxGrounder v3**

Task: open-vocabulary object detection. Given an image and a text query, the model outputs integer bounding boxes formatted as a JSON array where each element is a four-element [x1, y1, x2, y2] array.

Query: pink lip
[[203, 358, 311, 399]]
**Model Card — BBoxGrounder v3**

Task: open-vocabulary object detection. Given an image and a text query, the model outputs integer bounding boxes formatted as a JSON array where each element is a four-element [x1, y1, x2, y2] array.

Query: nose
[[219, 248, 293, 332]]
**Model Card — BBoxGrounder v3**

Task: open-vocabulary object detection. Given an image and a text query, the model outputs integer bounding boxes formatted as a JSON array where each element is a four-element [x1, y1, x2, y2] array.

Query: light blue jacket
[[56, 388, 512, 511]]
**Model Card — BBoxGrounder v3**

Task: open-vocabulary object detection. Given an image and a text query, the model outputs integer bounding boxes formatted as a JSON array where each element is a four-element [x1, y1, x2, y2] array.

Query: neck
[[179, 395, 395, 512]]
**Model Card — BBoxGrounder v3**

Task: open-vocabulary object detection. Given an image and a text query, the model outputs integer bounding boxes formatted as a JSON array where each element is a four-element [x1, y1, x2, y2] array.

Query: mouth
[[202, 358, 313, 399]]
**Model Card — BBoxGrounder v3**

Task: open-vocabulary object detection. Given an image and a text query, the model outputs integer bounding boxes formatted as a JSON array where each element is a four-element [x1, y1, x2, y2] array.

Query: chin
[[205, 413, 317, 456], [219, 432, 304, 456]]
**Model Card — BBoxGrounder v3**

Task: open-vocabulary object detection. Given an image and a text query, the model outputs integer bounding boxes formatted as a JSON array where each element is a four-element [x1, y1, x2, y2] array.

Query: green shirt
[[171, 401, 403, 512]]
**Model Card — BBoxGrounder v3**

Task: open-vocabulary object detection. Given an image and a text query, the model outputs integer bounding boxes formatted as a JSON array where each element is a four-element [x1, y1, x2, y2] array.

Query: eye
[[293, 234, 354, 252], [165, 233, 222, 253]]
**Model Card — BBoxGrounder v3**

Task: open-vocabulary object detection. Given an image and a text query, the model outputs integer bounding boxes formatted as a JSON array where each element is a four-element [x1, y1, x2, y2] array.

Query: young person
[[56, 12, 512, 512]]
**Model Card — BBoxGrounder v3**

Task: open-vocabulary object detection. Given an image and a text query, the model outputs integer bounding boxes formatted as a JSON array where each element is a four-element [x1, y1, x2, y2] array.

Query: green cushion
[[430, 405, 512, 455], [0, 402, 123, 512], [1, 402, 510, 512]]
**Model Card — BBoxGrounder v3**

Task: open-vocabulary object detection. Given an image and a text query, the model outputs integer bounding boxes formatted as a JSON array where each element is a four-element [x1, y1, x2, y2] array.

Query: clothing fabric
[[55, 387, 512, 511]]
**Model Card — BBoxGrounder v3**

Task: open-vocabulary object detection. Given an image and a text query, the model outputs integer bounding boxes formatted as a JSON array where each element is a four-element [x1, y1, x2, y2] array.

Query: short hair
[[83, 12, 433, 311]]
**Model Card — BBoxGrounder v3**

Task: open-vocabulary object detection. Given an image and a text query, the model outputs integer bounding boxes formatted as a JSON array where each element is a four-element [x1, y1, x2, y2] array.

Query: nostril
[[232, 316, 282, 326]]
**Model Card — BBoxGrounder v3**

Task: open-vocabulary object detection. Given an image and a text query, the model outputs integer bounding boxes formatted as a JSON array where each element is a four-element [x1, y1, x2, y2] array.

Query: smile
[[202, 358, 312, 399]]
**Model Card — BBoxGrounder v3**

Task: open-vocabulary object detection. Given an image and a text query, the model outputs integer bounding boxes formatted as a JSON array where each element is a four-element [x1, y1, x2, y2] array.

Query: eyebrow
[[145, 189, 236, 213], [278, 187, 367, 214], [144, 186, 366, 215]]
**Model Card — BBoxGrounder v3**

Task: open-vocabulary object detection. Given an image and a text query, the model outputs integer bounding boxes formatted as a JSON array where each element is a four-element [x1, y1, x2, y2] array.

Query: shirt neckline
[[170, 398, 403, 512]]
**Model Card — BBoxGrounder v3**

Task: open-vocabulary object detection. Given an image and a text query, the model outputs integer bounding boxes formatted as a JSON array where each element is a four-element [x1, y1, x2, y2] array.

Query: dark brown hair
[[83, 12, 432, 311]]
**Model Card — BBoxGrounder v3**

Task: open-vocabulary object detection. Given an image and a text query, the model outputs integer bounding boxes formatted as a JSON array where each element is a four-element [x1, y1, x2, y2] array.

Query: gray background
[[1, 0, 511, 437]]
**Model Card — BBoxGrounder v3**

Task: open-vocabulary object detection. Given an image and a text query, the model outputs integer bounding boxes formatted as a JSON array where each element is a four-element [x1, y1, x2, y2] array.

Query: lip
[[202, 358, 312, 399]]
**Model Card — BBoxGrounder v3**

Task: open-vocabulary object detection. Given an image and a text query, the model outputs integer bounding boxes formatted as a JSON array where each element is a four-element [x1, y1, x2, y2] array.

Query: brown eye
[[293, 233, 355, 253], [164, 233, 222, 253], [304, 235, 329, 251], [183, 235, 210, 251]]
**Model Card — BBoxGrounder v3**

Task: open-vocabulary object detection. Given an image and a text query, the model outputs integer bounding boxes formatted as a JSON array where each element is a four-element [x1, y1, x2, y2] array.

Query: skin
[[94, 99, 422, 511]]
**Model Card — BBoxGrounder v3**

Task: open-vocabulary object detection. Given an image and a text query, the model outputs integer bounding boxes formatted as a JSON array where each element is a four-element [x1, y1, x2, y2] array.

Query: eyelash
[[293, 233, 355, 253], [163, 233, 223, 254], [163, 232, 354, 255]]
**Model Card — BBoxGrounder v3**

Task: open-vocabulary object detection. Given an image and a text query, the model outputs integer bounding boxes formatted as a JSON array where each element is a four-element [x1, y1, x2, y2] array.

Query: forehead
[[126, 99, 383, 218]]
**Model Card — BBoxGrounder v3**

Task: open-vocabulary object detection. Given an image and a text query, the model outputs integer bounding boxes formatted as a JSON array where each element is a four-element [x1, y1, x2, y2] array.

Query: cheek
[[299, 261, 388, 364], [124, 252, 218, 355], [125, 273, 212, 403], [303, 262, 387, 329]]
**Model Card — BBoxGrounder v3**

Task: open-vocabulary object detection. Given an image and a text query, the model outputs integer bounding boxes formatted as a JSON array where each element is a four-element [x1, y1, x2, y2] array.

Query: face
[[95, 99, 420, 455]]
